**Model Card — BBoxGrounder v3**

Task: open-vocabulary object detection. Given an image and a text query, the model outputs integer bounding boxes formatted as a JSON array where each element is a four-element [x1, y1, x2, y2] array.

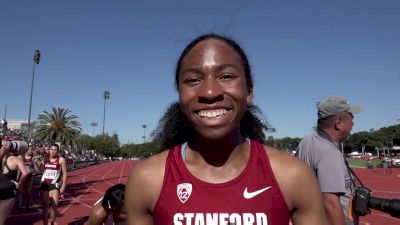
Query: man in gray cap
[[296, 96, 363, 225]]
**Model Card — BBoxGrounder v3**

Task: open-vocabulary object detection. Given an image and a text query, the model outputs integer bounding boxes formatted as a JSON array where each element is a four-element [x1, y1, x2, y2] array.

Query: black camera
[[353, 186, 400, 218], [1, 140, 28, 153]]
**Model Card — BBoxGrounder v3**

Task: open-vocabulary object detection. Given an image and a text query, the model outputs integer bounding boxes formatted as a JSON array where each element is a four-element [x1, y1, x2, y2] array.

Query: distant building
[[6, 119, 29, 131]]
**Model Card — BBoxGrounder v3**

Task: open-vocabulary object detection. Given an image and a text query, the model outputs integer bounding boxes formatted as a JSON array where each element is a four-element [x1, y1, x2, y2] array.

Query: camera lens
[[370, 196, 400, 218], [8, 140, 29, 152]]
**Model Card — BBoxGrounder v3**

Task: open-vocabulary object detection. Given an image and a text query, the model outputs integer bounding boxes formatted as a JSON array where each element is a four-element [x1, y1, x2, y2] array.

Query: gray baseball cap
[[317, 96, 363, 119]]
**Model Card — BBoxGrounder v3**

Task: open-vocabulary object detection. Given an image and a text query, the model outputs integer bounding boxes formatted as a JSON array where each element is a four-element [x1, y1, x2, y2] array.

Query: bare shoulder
[[6, 155, 22, 170], [59, 157, 66, 164], [87, 203, 108, 225], [130, 150, 169, 182], [263, 145, 319, 209], [264, 146, 310, 180], [127, 150, 169, 210], [9, 155, 22, 164]]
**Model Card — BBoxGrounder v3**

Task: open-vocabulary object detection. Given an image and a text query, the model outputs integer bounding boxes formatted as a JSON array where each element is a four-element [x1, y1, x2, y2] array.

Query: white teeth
[[198, 109, 228, 119]]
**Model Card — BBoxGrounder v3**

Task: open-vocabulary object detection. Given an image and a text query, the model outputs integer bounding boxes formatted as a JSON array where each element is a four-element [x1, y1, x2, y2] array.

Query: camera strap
[[317, 129, 365, 189], [344, 158, 366, 188]]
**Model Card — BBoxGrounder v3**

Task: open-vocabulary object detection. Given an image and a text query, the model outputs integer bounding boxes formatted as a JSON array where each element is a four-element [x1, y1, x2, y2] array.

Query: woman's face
[[49, 146, 59, 157], [27, 147, 34, 155], [178, 39, 253, 140]]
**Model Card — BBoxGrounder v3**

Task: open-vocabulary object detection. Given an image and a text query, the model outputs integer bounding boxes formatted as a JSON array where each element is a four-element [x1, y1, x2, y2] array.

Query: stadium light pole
[[3, 104, 7, 120], [28, 49, 41, 139], [90, 122, 98, 137], [102, 91, 110, 136], [142, 124, 147, 143]]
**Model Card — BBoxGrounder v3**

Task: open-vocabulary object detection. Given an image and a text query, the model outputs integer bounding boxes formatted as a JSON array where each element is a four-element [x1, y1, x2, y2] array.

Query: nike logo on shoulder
[[243, 186, 272, 199]]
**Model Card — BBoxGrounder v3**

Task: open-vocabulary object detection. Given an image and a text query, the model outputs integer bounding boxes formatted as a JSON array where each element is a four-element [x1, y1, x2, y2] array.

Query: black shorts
[[39, 182, 60, 191], [0, 187, 17, 200], [0, 180, 17, 200]]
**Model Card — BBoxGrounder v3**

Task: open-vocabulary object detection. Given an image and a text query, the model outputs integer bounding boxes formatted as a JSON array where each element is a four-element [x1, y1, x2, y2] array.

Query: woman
[[0, 142, 28, 225], [39, 144, 67, 225], [126, 34, 328, 225], [18, 145, 36, 210]]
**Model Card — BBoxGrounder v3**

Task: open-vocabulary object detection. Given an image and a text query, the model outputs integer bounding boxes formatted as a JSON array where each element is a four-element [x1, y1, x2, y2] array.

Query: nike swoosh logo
[[243, 186, 272, 199]]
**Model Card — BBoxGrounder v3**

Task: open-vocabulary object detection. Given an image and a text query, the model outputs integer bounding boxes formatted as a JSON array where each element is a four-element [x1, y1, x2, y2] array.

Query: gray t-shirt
[[296, 132, 358, 225]]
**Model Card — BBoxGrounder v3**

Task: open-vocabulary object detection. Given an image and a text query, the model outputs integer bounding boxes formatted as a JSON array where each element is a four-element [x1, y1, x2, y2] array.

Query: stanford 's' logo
[[177, 183, 192, 204]]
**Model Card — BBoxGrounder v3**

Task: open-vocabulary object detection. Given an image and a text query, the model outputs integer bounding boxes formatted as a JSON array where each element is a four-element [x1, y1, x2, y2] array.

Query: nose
[[198, 77, 223, 103]]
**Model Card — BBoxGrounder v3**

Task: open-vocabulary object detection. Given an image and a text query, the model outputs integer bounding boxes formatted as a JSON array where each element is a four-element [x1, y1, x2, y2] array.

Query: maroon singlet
[[23, 156, 34, 173], [153, 139, 290, 225], [41, 157, 62, 185]]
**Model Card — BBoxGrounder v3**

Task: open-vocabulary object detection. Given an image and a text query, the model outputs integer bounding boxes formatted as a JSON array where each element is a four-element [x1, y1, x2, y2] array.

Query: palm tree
[[34, 107, 82, 146]]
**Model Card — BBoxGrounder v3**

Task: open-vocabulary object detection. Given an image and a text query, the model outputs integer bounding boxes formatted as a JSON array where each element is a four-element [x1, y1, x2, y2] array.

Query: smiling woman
[[125, 33, 329, 225]]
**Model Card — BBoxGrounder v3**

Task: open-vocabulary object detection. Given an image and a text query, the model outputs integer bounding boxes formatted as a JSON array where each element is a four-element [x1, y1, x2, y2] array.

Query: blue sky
[[1, 0, 399, 144]]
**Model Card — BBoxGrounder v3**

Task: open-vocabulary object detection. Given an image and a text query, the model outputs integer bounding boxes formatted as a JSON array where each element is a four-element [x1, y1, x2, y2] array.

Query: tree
[[34, 107, 82, 146], [76, 134, 95, 151], [92, 133, 120, 157], [265, 135, 275, 147]]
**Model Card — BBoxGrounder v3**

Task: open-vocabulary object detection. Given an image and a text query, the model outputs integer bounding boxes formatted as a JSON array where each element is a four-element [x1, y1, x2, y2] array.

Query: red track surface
[[354, 167, 400, 225], [6, 160, 138, 225], [5, 161, 400, 225]]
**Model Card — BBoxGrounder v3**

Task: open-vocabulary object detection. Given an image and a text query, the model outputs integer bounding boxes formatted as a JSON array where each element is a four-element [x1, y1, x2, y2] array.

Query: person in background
[[0, 142, 28, 225], [126, 33, 327, 225], [87, 183, 126, 225], [296, 96, 363, 225], [38, 143, 67, 225], [18, 145, 36, 211]]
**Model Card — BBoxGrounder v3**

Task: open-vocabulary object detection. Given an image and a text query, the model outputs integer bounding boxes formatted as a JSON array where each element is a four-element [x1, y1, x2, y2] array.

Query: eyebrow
[[180, 67, 202, 76], [180, 63, 240, 76], [216, 63, 240, 71]]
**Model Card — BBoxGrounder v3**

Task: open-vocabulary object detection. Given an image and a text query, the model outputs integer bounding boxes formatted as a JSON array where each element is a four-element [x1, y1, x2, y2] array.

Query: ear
[[246, 90, 253, 105], [334, 117, 343, 130]]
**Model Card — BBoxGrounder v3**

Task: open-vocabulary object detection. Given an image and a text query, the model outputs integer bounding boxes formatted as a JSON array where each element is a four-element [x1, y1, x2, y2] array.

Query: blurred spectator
[[87, 184, 126, 225]]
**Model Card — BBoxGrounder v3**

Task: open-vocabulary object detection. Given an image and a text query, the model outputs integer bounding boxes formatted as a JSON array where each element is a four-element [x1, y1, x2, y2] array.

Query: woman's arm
[[14, 156, 28, 189], [266, 147, 328, 225], [59, 157, 68, 194], [87, 203, 109, 225]]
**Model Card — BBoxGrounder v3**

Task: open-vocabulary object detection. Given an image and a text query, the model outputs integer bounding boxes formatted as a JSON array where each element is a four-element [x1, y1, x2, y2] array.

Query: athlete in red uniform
[[18, 146, 36, 210], [39, 144, 67, 225], [126, 34, 328, 225]]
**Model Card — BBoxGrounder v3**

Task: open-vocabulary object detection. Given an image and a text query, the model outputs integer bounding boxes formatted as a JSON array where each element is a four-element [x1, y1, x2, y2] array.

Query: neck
[[319, 128, 341, 144], [187, 134, 247, 167]]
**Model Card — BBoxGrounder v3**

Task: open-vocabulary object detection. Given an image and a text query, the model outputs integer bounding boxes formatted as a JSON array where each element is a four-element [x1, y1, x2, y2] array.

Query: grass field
[[347, 159, 383, 168]]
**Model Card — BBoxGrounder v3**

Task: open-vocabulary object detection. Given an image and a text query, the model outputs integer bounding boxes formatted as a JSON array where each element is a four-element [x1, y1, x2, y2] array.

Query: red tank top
[[153, 139, 290, 225], [23, 156, 34, 172], [41, 157, 61, 184]]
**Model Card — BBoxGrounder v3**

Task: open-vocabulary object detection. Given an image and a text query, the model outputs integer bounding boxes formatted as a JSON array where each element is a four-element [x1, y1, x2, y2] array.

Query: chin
[[198, 128, 239, 141]]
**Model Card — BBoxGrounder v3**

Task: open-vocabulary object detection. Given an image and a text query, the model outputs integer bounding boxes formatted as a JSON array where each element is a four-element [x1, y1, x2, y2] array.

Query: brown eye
[[220, 75, 232, 80], [219, 73, 235, 81], [183, 77, 201, 86]]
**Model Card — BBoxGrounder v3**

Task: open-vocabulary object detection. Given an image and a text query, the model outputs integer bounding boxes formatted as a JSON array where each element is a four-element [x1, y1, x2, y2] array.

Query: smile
[[197, 109, 228, 119]]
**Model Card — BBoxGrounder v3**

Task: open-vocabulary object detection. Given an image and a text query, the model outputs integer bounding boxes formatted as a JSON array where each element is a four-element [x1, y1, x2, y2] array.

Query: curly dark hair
[[151, 33, 272, 151], [151, 102, 270, 151], [101, 183, 125, 211]]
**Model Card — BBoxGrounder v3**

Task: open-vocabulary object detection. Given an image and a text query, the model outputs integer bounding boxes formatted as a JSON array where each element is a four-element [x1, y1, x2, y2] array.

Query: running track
[[6, 161, 400, 225], [6, 160, 139, 225]]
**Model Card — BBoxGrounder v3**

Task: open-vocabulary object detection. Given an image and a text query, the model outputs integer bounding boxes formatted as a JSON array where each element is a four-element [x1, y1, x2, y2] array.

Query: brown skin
[[87, 201, 126, 225], [126, 38, 328, 225], [319, 112, 355, 225]]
